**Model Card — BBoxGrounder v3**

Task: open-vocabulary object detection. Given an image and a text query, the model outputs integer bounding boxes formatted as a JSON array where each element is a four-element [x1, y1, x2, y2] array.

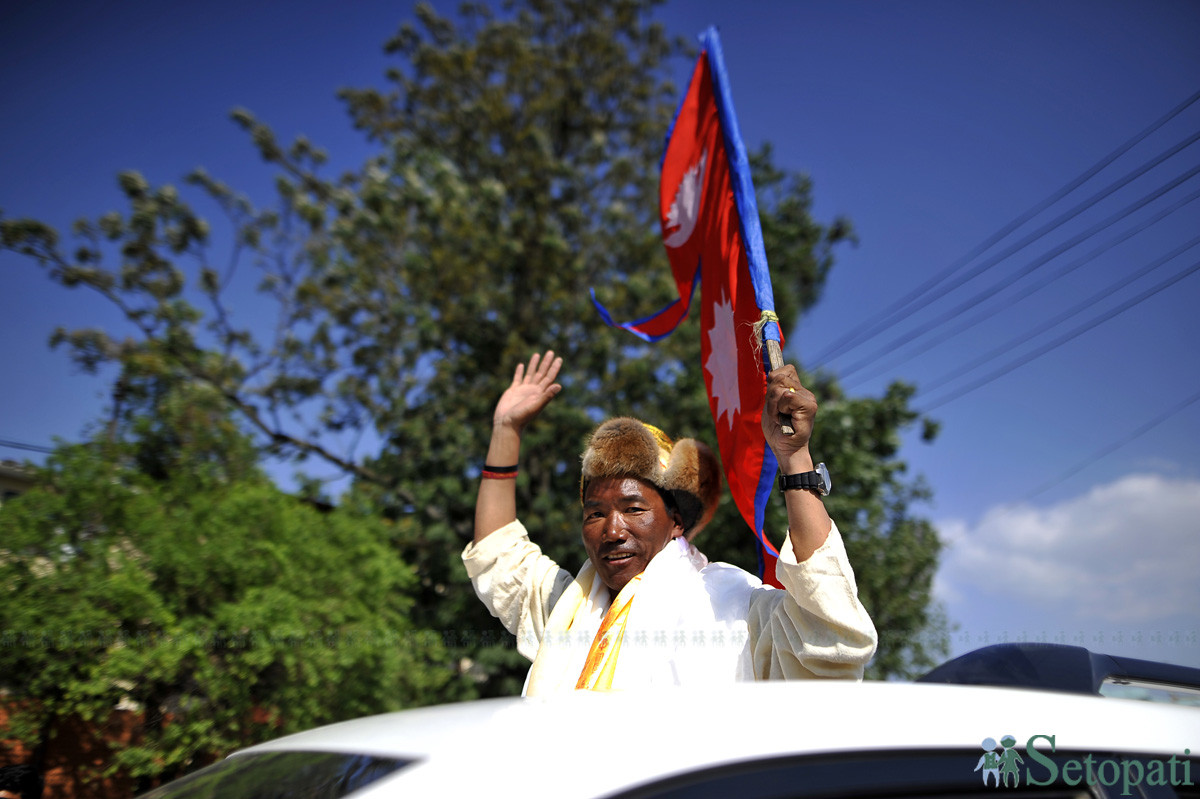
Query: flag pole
[[700, 24, 793, 440], [764, 339, 795, 436]]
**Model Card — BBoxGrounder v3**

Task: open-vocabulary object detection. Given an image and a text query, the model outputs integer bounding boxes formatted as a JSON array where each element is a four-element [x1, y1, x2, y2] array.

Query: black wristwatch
[[778, 463, 831, 496]]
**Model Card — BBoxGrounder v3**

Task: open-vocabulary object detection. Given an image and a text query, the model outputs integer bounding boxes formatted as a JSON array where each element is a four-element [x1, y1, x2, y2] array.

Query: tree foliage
[[1, 0, 945, 702], [0, 384, 458, 789]]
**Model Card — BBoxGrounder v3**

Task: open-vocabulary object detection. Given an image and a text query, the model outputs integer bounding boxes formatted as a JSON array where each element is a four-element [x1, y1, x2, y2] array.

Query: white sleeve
[[461, 520, 574, 661], [746, 521, 878, 680]]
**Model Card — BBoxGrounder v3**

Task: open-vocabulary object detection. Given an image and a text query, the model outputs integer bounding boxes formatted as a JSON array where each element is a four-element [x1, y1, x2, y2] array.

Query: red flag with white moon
[[592, 29, 785, 585]]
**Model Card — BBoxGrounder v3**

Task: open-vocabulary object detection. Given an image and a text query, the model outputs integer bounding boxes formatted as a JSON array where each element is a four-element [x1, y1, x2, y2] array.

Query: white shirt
[[463, 519, 877, 694]]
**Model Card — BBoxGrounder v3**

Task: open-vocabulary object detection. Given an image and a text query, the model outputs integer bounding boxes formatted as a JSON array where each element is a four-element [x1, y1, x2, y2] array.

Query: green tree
[[0, 384, 458, 790], [1, 0, 944, 688]]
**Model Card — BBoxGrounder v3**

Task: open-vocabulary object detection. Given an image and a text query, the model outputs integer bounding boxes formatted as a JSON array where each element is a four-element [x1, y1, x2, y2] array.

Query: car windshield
[[1100, 677, 1200, 706], [136, 751, 414, 798]]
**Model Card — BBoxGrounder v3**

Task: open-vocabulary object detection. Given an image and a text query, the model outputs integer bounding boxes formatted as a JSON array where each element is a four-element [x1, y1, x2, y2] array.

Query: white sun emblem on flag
[[704, 292, 740, 429], [664, 150, 706, 248]]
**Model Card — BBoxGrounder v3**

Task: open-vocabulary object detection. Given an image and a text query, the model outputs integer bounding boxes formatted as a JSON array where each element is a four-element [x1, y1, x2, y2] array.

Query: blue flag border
[[702, 26, 783, 570]]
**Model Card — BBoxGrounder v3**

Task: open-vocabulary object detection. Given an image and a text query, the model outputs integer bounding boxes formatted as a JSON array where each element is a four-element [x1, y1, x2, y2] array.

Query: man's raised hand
[[762, 365, 817, 472], [476, 351, 561, 543], [493, 350, 564, 432]]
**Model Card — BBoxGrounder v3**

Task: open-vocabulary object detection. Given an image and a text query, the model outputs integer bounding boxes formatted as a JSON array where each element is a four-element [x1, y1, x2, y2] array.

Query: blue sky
[[2, 1, 1198, 669]]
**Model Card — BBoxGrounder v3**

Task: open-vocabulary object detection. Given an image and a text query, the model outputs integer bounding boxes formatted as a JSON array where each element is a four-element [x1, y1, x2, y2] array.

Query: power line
[[916, 257, 1200, 411], [918, 234, 1200, 396], [1026, 387, 1200, 499], [810, 87, 1200, 368], [843, 185, 1200, 389], [818, 127, 1200, 370], [839, 169, 1200, 382], [0, 437, 54, 455]]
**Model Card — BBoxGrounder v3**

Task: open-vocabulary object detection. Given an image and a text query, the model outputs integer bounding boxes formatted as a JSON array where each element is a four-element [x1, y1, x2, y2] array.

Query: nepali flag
[[591, 27, 785, 587]]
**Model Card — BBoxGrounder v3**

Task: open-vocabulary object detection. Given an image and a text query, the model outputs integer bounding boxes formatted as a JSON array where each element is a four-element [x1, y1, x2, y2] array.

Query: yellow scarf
[[574, 573, 643, 691]]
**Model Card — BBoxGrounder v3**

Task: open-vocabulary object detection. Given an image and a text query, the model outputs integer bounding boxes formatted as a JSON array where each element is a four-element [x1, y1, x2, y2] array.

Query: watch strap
[[778, 463, 830, 496], [778, 471, 822, 492]]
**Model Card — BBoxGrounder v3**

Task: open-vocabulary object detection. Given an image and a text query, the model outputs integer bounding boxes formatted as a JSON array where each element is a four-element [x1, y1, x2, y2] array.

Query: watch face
[[816, 463, 831, 495]]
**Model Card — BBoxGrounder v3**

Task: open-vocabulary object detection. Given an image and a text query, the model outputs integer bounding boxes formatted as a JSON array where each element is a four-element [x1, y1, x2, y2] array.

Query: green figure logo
[[975, 737, 1001, 786], [977, 735, 1024, 787], [999, 735, 1025, 787]]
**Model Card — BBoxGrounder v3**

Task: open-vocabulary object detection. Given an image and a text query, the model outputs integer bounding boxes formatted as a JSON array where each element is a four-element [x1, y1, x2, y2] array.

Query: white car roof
[[233, 681, 1200, 798]]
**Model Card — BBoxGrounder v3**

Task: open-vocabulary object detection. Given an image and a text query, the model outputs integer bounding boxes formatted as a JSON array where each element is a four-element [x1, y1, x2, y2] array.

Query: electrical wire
[[818, 128, 1200, 371], [0, 437, 53, 455], [844, 185, 1200, 389], [1026, 387, 1200, 499], [810, 88, 1200, 368], [840, 171, 1200, 383], [919, 234, 1200, 396], [916, 258, 1200, 411]]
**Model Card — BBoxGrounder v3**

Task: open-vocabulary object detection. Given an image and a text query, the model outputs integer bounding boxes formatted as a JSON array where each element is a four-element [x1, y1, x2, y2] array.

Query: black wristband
[[777, 463, 830, 496], [481, 464, 519, 480]]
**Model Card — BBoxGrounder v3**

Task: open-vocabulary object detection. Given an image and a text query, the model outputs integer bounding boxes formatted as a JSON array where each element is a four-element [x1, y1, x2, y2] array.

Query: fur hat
[[580, 417, 722, 538]]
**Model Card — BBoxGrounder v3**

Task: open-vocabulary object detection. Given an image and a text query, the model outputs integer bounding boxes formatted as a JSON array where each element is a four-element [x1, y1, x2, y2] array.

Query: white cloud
[[935, 473, 1200, 626]]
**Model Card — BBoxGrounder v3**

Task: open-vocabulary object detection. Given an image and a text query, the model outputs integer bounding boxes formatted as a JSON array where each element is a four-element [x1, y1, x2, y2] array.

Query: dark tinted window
[[612, 750, 1098, 799], [136, 751, 413, 798]]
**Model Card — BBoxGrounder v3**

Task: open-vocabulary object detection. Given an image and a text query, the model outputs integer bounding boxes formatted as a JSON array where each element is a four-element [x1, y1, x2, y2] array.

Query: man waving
[[464, 351, 876, 694]]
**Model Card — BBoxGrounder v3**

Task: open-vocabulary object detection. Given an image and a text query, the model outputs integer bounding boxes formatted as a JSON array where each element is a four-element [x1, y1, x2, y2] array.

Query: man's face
[[582, 476, 684, 594]]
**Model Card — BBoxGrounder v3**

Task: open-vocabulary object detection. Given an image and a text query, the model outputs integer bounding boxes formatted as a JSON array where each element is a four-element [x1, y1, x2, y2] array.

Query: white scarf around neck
[[523, 537, 759, 695]]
